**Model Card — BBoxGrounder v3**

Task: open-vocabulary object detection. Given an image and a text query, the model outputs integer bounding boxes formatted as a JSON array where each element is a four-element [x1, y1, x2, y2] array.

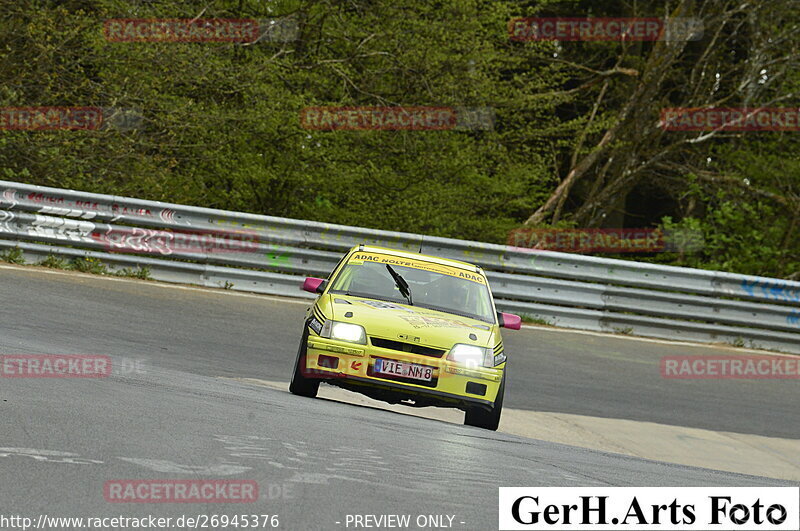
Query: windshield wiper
[[385, 264, 412, 306]]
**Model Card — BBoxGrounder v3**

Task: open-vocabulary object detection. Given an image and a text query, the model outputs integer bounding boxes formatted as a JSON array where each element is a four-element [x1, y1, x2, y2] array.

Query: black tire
[[464, 377, 504, 431], [289, 327, 320, 398]]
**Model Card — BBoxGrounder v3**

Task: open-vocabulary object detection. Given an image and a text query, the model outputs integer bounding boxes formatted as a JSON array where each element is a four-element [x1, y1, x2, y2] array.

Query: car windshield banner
[[348, 252, 486, 284]]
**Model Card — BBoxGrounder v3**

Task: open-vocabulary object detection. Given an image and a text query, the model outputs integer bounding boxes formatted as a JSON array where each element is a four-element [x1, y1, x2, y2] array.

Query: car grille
[[369, 337, 446, 358]]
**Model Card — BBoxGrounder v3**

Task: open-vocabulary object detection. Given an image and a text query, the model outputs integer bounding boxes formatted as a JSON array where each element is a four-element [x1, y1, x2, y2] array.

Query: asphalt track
[[1, 266, 797, 530]]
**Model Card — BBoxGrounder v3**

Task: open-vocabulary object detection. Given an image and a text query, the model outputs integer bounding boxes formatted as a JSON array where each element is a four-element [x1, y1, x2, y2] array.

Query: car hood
[[319, 293, 496, 349]]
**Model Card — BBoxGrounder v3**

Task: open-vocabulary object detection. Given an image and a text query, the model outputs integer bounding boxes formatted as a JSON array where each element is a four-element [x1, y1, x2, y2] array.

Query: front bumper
[[302, 336, 504, 410]]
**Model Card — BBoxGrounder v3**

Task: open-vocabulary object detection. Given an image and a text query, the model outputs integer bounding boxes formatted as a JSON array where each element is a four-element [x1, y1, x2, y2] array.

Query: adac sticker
[[357, 299, 414, 312], [308, 317, 323, 334], [398, 315, 473, 329], [348, 252, 486, 284]]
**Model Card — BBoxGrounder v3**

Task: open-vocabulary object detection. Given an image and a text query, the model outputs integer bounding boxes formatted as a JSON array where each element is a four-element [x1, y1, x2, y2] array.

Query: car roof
[[352, 244, 482, 273]]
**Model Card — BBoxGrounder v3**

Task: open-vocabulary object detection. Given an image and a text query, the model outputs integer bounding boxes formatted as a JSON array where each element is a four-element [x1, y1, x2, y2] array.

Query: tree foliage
[[0, 0, 797, 277]]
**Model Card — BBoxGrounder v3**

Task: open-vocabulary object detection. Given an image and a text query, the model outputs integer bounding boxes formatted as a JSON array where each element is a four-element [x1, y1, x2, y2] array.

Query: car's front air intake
[[370, 337, 446, 358]]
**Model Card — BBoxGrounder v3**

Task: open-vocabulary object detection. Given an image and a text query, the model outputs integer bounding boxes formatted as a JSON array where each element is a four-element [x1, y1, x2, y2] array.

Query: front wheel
[[289, 329, 319, 398], [464, 377, 504, 431]]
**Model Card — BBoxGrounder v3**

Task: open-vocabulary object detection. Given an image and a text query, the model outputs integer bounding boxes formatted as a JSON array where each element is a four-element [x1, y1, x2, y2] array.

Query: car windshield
[[328, 256, 495, 323]]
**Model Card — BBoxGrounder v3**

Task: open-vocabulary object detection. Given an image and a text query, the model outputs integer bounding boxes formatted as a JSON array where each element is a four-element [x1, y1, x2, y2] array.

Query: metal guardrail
[[1, 180, 799, 354]]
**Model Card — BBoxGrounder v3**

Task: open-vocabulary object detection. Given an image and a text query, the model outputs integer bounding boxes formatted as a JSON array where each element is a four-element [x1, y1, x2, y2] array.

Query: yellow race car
[[289, 244, 521, 430]]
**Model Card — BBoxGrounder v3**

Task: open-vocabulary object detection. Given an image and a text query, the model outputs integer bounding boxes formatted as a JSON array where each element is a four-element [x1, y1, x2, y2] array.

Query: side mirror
[[302, 277, 327, 294], [497, 312, 522, 330]]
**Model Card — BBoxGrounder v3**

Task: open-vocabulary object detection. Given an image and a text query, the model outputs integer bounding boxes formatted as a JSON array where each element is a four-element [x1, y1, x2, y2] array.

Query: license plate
[[374, 358, 433, 382]]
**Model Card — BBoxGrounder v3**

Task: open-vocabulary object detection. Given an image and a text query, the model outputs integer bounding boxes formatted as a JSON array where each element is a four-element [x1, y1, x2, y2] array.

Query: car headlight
[[446, 344, 493, 368], [320, 320, 367, 345]]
